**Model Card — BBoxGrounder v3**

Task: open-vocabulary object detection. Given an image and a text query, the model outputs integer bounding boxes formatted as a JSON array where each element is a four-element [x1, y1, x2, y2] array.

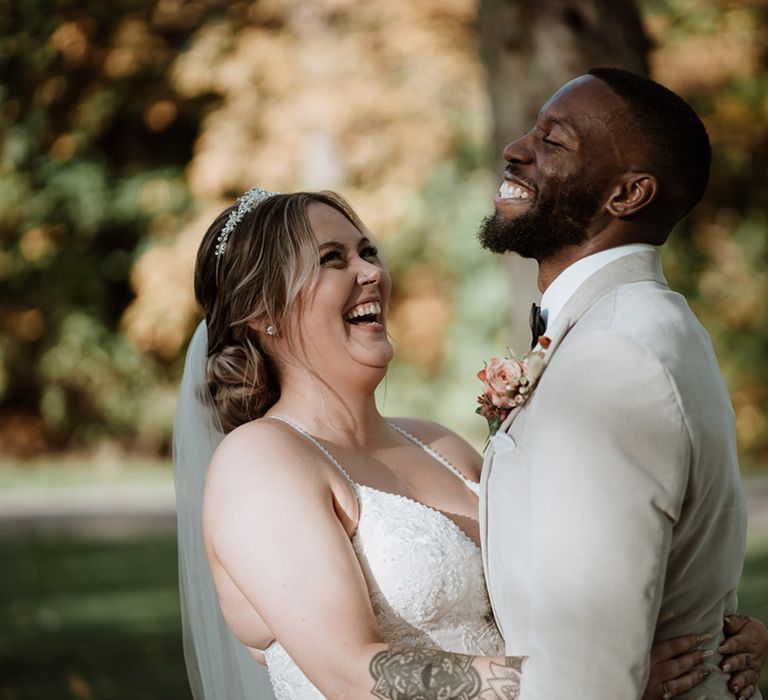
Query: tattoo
[[369, 648, 525, 700], [369, 647, 481, 699], [478, 659, 522, 700]]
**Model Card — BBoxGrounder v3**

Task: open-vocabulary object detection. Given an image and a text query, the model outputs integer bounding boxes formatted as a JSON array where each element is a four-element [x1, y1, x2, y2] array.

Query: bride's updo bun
[[194, 190, 369, 433]]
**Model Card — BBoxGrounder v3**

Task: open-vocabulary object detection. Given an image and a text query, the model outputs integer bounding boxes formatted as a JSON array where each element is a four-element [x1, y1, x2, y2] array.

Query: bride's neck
[[267, 370, 388, 449]]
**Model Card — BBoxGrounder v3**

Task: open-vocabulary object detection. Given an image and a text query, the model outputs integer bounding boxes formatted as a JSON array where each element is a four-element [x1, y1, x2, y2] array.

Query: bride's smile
[[291, 202, 394, 380]]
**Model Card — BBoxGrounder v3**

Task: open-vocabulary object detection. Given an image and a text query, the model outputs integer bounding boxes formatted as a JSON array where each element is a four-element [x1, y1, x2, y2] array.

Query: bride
[[174, 188, 767, 699]]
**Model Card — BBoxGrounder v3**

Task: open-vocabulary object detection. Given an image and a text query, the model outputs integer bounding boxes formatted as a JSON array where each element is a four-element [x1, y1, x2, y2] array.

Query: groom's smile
[[495, 173, 537, 213]]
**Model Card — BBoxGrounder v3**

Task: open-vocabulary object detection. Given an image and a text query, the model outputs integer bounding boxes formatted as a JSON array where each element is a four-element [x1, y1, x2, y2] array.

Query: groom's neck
[[536, 228, 660, 292]]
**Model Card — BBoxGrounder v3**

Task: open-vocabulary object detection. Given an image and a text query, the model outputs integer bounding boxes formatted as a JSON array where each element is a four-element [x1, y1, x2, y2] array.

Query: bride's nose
[[356, 260, 381, 286]]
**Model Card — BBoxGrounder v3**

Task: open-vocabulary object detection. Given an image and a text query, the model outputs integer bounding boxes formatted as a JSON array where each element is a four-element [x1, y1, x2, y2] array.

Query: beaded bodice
[[263, 418, 503, 699]]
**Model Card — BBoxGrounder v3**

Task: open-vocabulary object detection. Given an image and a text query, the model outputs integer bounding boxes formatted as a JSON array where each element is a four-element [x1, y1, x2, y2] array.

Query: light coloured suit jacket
[[480, 250, 753, 699]]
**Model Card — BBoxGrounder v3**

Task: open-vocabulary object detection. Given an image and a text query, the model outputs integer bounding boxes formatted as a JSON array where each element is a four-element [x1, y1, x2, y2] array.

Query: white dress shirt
[[540, 244, 657, 328]]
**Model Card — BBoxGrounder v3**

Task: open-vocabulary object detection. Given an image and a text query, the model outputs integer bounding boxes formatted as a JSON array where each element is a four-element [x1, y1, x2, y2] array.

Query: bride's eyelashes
[[319, 249, 343, 265], [319, 245, 380, 267], [361, 244, 380, 260]]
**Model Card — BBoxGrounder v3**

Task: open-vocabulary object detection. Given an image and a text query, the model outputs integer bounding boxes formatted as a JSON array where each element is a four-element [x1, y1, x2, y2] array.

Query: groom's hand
[[720, 614, 767, 700]]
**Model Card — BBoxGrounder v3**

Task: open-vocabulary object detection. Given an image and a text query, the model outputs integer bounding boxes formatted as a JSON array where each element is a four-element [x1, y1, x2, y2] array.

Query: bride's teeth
[[344, 301, 382, 321]]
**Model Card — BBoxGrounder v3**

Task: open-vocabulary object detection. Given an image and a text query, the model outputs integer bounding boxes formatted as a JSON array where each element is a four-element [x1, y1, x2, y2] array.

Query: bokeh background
[[1, 0, 766, 697]]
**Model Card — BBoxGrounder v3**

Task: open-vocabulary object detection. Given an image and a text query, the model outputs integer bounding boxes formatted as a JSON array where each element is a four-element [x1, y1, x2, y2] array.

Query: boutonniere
[[476, 337, 550, 439]]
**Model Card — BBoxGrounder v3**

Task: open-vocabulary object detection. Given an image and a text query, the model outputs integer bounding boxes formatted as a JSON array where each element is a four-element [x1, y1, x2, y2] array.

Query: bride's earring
[[266, 325, 277, 336]]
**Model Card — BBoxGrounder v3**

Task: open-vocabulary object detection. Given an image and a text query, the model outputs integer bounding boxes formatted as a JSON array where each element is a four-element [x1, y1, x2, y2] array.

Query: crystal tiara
[[214, 187, 277, 257]]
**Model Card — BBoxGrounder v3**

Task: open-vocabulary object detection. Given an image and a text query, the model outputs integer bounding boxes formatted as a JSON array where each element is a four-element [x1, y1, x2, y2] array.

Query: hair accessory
[[266, 325, 277, 336], [214, 187, 276, 257]]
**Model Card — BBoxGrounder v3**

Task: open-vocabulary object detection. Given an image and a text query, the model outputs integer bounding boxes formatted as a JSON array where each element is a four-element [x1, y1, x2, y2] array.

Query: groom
[[478, 68, 752, 699]]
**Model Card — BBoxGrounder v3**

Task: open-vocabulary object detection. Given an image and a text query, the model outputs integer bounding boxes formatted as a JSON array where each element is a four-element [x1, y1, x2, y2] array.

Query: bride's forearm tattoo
[[369, 647, 522, 700], [369, 647, 481, 700], [479, 658, 523, 700]]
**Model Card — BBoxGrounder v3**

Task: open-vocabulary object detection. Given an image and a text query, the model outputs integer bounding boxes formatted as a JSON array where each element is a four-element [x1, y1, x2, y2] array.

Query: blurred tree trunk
[[478, 0, 650, 350]]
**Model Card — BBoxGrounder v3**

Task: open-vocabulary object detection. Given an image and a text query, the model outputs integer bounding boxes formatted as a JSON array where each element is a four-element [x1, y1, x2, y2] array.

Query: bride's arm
[[203, 420, 524, 699]]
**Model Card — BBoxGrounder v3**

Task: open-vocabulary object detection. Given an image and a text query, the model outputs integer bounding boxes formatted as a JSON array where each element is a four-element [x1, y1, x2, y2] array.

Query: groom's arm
[[519, 331, 688, 700]]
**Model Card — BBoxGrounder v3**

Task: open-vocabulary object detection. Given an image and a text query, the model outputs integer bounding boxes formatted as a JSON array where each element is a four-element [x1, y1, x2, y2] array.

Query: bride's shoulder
[[203, 419, 359, 562], [208, 418, 331, 492], [388, 417, 483, 481]]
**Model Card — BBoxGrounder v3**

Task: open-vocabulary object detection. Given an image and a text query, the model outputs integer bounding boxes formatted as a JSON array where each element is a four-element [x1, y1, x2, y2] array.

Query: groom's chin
[[477, 212, 528, 256]]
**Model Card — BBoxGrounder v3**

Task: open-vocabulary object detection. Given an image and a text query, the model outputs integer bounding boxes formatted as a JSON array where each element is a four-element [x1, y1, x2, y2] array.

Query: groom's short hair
[[588, 67, 711, 219]]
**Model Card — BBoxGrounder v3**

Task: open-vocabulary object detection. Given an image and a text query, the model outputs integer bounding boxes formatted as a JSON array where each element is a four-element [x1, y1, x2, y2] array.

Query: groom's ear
[[605, 173, 658, 218]]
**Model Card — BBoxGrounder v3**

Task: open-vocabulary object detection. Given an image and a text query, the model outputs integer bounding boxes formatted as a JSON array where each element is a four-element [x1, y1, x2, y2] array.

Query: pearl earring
[[266, 325, 277, 336]]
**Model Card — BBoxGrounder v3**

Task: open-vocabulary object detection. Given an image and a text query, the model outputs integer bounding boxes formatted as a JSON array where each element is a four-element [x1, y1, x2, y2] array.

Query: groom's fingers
[[731, 682, 756, 700], [723, 614, 751, 636], [721, 651, 754, 673], [728, 668, 759, 699], [720, 615, 768, 657]]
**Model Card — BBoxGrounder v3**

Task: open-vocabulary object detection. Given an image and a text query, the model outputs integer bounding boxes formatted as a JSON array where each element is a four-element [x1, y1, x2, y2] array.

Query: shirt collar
[[540, 243, 657, 327]]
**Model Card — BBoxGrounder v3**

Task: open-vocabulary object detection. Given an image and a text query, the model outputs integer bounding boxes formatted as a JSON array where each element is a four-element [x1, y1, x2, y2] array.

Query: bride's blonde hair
[[194, 190, 371, 433]]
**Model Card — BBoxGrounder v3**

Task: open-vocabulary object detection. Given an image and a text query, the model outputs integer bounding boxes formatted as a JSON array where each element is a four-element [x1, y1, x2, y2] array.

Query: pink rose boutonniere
[[476, 338, 550, 438]]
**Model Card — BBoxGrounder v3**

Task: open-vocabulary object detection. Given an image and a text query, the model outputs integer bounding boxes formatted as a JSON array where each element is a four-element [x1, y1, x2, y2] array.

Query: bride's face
[[281, 202, 393, 388]]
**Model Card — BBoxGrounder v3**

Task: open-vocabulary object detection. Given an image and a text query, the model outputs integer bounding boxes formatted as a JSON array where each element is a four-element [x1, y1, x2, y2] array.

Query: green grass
[[1, 535, 766, 698], [741, 540, 768, 695], [0, 535, 191, 699], [743, 540, 768, 622]]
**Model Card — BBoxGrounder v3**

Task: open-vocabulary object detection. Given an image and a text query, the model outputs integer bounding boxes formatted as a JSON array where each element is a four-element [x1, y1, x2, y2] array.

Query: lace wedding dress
[[264, 417, 504, 699]]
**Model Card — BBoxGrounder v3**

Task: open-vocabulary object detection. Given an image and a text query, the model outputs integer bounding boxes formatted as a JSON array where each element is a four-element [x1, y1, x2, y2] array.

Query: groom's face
[[479, 76, 627, 260]]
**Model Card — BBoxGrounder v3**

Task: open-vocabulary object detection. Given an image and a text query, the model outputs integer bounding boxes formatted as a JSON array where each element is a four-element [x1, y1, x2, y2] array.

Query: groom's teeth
[[498, 181, 531, 200]]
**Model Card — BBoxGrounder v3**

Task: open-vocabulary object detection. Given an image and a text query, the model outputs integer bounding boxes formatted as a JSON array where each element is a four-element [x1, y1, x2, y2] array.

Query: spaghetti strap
[[389, 422, 480, 496], [267, 415, 357, 487], [267, 415, 478, 497]]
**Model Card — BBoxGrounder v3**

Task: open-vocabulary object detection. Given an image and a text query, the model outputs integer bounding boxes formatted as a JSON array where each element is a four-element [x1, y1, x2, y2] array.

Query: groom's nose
[[503, 133, 534, 165]]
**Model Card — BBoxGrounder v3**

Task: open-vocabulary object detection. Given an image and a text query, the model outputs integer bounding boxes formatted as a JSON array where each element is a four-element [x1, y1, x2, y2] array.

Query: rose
[[478, 356, 526, 409]]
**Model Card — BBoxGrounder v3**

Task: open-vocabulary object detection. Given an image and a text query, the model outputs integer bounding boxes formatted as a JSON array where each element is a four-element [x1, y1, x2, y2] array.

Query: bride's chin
[[351, 344, 394, 369], [357, 360, 391, 386], [361, 360, 391, 377], [371, 354, 394, 372]]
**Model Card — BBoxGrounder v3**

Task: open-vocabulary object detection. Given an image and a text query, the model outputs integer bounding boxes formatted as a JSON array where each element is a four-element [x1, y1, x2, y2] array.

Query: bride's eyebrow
[[318, 237, 371, 251], [318, 241, 344, 251]]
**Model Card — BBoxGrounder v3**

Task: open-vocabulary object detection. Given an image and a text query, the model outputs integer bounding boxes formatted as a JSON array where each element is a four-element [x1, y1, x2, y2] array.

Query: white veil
[[173, 320, 276, 699]]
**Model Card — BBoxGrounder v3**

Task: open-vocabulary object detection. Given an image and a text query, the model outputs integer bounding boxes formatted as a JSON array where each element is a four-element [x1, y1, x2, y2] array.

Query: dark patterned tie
[[529, 303, 546, 350]]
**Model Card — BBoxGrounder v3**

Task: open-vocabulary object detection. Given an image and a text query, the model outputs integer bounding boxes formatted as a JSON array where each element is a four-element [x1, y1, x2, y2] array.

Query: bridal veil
[[173, 320, 276, 699]]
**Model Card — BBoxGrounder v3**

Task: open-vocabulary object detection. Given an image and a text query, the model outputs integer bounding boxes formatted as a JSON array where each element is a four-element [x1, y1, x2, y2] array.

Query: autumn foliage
[[1, 0, 766, 466]]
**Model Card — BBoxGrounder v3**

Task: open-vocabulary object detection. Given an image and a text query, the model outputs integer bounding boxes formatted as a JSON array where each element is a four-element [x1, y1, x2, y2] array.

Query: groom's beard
[[477, 177, 604, 261]]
